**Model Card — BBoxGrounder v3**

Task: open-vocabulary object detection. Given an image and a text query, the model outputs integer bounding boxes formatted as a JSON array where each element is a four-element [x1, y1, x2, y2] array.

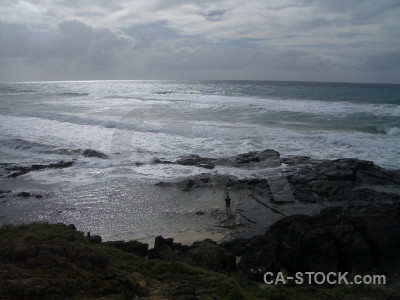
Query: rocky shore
[[1, 209, 399, 299], [1, 149, 400, 298], [155, 149, 400, 240], [89, 201, 400, 283]]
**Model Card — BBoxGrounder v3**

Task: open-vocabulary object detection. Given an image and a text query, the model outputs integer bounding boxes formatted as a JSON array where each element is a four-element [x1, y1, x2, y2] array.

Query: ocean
[[1, 80, 400, 241]]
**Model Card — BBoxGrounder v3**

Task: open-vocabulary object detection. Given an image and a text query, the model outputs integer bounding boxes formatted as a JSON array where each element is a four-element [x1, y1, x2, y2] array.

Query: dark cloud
[[0, 20, 158, 80], [358, 52, 400, 71], [0, 0, 400, 84]]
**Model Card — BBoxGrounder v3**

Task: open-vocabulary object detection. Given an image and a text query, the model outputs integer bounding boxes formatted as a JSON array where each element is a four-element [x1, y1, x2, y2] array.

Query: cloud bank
[[0, 0, 399, 83]]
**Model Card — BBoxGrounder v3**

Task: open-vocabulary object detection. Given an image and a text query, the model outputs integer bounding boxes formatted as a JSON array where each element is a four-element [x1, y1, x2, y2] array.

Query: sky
[[0, 0, 399, 83]]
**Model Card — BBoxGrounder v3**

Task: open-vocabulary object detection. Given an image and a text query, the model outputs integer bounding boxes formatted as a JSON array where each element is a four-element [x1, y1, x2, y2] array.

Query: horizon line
[[1, 79, 399, 86]]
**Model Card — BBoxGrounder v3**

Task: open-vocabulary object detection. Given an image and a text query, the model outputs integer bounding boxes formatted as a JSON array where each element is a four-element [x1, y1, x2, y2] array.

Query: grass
[[0, 222, 399, 299]]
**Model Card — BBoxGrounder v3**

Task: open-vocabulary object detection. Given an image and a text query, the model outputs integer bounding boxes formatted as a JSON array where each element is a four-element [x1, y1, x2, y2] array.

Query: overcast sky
[[0, 0, 399, 83]]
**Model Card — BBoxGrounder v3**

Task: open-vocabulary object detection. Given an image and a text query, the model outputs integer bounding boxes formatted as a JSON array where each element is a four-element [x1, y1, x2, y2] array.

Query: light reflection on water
[[0, 177, 222, 241]]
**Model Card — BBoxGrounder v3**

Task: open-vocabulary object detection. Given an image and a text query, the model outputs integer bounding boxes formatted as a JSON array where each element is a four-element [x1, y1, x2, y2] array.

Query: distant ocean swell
[[0, 80, 399, 172]]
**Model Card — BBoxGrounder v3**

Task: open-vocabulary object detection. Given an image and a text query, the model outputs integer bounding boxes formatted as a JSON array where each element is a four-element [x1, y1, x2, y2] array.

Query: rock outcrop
[[81, 149, 108, 159], [103, 240, 149, 257], [221, 203, 400, 281], [0, 223, 248, 299], [4, 161, 74, 178], [155, 154, 216, 169]]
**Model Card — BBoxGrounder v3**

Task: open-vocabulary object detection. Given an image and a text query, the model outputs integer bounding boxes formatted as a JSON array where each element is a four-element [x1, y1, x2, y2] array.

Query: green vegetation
[[0, 223, 249, 299], [0, 223, 398, 299]]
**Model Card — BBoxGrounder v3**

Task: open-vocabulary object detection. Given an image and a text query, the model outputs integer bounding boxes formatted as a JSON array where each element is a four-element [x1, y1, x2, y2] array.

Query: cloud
[[0, 0, 48, 25], [0, 20, 335, 81], [0, 20, 156, 80], [0, 1, 399, 83]]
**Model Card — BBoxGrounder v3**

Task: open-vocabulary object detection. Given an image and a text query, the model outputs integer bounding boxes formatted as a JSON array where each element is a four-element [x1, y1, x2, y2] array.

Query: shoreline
[[2, 149, 400, 246], [136, 229, 227, 248], [1, 149, 400, 299]]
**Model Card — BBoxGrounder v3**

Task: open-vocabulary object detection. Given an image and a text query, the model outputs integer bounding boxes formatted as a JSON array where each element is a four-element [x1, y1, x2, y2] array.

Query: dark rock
[[172, 242, 189, 253], [221, 204, 400, 281], [183, 179, 196, 191], [148, 236, 187, 259], [30, 164, 47, 171], [219, 237, 252, 256], [236, 149, 280, 164], [7, 170, 29, 178], [184, 239, 236, 273], [82, 149, 108, 159], [147, 248, 158, 259], [154, 236, 174, 249], [48, 161, 74, 168], [236, 151, 260, 163], [6, 161, 74, 178], [283, 157, 400, 203], [67, 224, 77, 230], [86, 235, 102, 244], [16, 192, 31, 197], [280, 155, 311, 165], [103, 240, 148, 257], [175, 154, 216, 169], [154, 159, 173, 164], [154, 155, 216, 169]]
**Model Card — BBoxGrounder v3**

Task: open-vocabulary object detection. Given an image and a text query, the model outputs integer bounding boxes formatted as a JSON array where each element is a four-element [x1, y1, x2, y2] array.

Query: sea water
[[1, 80, 399, 240]]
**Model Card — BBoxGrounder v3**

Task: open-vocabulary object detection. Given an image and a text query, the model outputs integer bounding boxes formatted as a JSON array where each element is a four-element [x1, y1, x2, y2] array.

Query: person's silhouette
[[225, 192, 232, 216]]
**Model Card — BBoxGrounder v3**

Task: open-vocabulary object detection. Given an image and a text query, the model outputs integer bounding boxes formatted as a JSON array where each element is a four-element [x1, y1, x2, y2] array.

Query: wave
[[359, 126, 386, 134], [154, 90, 174, 95], [54, 92, 90, 97], [0, 112, 198, 137], [0, 86, 89, 97], [385, 127, 400, 136], [0, 138, 108, 158], [358, 126, 400, 135]]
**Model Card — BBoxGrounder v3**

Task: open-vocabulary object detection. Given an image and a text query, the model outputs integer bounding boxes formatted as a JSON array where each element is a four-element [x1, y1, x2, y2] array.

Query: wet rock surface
[[0, 148, 108, 179], [155, 154, 217, 169], [1, 161, 74, 178], [154, 150, 400, 242], [81, 149, 108, 159], [1, 149, 400, 296]]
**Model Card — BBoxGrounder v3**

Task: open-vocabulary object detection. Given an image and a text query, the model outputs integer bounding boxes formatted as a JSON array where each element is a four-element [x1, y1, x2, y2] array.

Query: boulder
[[220, 204, 400, 281], [236, 151, 260, 163], [86, 234, 102, 244], [6, 161, 74, 178], [175, 155, 216, 169], [148, 236, 188, 259], [16, 192, 31, 197], [103, 240, 148, 257], [82, 149, 108, 159], [184, 239, 236, 273], [221, 235, 280, 280], [236, 149, 280, 164]]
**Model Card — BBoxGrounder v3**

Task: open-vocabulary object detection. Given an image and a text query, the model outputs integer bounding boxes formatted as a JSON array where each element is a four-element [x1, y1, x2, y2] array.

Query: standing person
[[225, 192, 232, 216]]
